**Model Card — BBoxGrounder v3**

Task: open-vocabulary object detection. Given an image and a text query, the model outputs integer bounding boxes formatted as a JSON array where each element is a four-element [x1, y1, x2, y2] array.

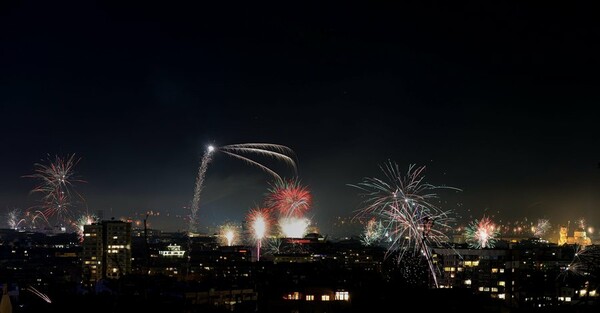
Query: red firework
[[265, 178, 312, 218]]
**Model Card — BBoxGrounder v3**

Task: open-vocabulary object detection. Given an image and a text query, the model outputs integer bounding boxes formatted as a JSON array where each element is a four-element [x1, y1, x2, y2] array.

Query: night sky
[[1, 1, 599, 236]]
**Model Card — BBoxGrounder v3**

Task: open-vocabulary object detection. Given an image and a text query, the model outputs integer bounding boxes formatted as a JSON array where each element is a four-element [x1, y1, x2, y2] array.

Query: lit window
[[306, 295, 314, 301], [499, 268, 504, 273], [335, 291, 349, 301], [498, 281, 505, 286], [491, 287, 498, 293], [321, 295, 330, 301], [498, 294, 505, 299], [464, 279, 472, 285], [492, 268, 498, 273]]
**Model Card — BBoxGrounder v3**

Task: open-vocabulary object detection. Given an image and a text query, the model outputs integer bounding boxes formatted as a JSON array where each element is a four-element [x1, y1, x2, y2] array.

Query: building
[[82, 220, 132, 286], [558, 225, 592, 246]]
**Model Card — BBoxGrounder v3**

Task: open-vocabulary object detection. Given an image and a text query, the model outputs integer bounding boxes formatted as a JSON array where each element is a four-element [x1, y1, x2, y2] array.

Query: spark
[[350, 161, 460, 288]]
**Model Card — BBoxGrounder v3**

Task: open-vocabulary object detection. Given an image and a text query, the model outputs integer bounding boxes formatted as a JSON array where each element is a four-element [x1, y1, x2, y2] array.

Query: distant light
[[208, 145, 215, 152]]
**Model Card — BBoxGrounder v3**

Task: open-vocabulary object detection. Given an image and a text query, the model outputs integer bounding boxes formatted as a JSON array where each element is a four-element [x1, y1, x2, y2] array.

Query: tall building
[[82, 220, 132, 286]]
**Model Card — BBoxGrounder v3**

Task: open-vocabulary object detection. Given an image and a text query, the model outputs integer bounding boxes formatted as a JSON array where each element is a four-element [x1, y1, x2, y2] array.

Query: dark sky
[[1, 1, 599, 236]]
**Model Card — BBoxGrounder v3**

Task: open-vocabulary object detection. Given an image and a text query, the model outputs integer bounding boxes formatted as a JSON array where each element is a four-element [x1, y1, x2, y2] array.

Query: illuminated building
[[558, 225, 592, 246], [82, 220, 132, 286]]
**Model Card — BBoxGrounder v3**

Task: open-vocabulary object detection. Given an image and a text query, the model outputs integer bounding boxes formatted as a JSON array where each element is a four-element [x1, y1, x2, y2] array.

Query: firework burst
[[361, 218, 386, 246], [246, 207, 273, 261], [558, 244, 600, 282], [73, 212, 99, 242], [6, 208, 25, 230], [465, 215, 500, 249], [23, 154, 86, 224], [350, 161, 460, 288], [265, 178, 311, 219], [218, 222, 242, 246], [532, 218, 551, 238], [189, 143, 297, 233]]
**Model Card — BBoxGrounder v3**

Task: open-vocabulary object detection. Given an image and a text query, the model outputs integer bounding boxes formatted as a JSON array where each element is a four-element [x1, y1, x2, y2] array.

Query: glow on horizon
[[279, 217, 310, 238]]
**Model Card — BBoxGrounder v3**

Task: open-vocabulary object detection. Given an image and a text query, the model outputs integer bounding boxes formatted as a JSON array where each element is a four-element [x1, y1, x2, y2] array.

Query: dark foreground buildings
[[1, 226, 599, 312]]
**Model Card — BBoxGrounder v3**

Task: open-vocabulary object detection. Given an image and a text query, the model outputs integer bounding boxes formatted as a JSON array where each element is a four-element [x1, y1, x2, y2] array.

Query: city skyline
[[1, 2, 599, 234]]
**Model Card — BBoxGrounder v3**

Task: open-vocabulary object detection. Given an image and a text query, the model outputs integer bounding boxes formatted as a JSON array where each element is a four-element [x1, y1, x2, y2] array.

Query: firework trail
[[558, 244, 600, 281], [246, 207, 273, 261], [26, 285, 51, 303], [265, 178, 311, 219], [533, 218, 551, 238], [350, 161, 460, 288], [24, 210, 51, 230], [7, 208, 26, 230], [190, 147, 213, 232], [23, 154, 86, 224], [188, 143, 297, 233], [465, 215, 500, 249]]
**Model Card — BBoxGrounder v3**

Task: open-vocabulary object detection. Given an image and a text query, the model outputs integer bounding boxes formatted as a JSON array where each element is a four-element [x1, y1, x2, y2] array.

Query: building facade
[[82, 220, 132, 286]]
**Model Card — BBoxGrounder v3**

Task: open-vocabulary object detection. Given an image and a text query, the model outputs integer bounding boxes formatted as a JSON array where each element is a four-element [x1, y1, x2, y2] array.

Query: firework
[[23, 154, 86, 224], [361, 217, 386, 246], [6, 208, 25, 230], [189, 147, 213, 232], [532, 218, 551, 238], [26, 210, 51, 230], [350, 161, 459, 288], [465, 215, 500, 249], [26, 285, 51, 303], [265, 178, 311, 219], [189, 143, 297, 233], [73, 212, 99, 242], [218, 222, 241, 246], [558, 244, 600, 282], [279, 217, 310, 238], [246, 207, 273, 261]]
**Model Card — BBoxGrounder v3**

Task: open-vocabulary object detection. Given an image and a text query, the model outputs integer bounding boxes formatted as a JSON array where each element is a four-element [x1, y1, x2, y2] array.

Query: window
[[306, 295, 314, 301], [335, 291, 349, 301], [321, 295, 330, 301]]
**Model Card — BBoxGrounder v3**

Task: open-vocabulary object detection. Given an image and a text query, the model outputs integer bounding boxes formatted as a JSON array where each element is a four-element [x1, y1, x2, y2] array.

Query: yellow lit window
[[335, 291, 349, 301], [321, 295, 330, 301], [306, 295, 314, 301]]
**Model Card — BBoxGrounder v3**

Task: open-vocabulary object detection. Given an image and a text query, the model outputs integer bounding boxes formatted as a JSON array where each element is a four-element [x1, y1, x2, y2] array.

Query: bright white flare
[[254, 216, 267, 240], [279, 217, 310, 238]]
